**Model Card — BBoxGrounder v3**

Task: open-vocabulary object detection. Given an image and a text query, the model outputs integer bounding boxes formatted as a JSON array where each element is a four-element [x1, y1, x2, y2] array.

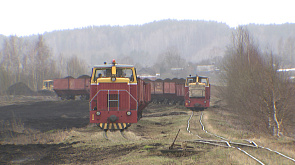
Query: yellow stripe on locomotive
[[98, 123, 131, 130]]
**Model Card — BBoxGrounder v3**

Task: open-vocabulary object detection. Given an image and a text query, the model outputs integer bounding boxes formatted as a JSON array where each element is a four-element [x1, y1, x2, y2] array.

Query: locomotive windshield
[[116, 68, 133, 78], [92, 65, 136, 83], [94, 68, 133, 78], [198, 77, 209, 86], [186, 77, 196, 85], [95, 68, 110, 78], [186, 76, 209, 86]]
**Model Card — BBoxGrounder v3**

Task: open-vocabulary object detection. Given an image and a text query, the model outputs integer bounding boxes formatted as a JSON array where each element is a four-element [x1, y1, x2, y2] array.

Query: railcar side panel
[[176, 84, 185, 96], [150, 81, 155, 94], [53, 77, 90, 99], [154, 82, 164, 94], [164, 82, 176, 94]]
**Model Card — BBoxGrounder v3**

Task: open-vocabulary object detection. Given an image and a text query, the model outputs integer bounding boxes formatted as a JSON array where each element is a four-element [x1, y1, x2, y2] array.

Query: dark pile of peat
[[6, 82, 36, 96]]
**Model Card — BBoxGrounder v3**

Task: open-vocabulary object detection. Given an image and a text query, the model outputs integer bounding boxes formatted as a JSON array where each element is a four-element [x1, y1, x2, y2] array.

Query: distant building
[[196, 65, 215, 73], [138, 74, 160, 81], [277, 68, 295, 72], [171, 68, 183, 71], [277, 68, 295, 82]]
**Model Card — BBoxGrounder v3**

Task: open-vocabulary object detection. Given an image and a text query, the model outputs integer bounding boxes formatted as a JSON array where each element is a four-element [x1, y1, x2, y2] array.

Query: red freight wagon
[[53, 75, 90, 100], [145, 78, 185, 105], [164, 81, 176, 94]]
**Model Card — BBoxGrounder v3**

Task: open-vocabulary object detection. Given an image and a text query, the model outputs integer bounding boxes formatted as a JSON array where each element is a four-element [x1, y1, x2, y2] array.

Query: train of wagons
[[43, 60, 210, 130]]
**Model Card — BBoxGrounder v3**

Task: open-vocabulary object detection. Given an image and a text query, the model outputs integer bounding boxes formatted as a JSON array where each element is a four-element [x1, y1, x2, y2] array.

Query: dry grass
[[1, 120, 70, 145], [0, 95, 57, 106], [201, 107, 295, 165], [0, 112, 69, 145], [1, 100, 294, 164]]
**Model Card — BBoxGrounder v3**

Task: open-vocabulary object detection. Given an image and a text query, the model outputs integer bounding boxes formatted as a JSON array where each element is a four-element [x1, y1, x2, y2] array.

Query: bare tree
[[221, 27, 294, 137], [283, 37, 295, 66], [222, 27, 263, 113], [257, 53, 295, 136], [0, 35, 63, 93], [1, 36, 23, 85], [154, 47, 187, 78], [28, 35, 52, 90], [66, 55, 88, 78]]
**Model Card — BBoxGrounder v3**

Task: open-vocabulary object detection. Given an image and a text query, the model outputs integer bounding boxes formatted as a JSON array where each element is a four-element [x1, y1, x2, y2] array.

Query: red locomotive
[[185, 75, 210, 110], [89, 60, 151, 130], [144, 75, 210, 110]]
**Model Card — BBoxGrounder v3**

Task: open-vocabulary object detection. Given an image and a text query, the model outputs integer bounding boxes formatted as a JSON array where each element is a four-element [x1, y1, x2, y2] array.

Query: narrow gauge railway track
[[103, 130, 129, 141], [103, 131, 109, 140], [186, 111, 295, 165]]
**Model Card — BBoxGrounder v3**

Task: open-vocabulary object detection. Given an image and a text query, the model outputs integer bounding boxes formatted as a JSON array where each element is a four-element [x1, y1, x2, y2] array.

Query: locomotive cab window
[[125, 68, 134, 81], [91, 64, 137, 83], [117, 68, 135, 81], [186, 77, 196, 85], [198, 77, 209, 86], [94, 68, 112, 80], [95, 69, 104, 79], [44, 82, 48, 87]]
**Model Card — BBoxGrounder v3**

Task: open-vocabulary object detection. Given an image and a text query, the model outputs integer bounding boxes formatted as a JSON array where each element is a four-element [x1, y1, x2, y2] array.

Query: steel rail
[[259, 146, 295, 162], [198, 112, 295, 164], [237, 147, 265, 165], [186, 111, 201, 138], [103, 131, 109, 140], [120, 130, 128, 140], [188, 111, 265, 165]]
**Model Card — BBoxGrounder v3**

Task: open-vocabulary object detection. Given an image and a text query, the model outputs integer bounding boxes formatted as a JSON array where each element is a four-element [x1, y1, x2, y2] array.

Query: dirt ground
[[1, 85, 294, 164], [0, 98, 90, 164], [0, 99, 89, 132], [0, 96, 192, 164]]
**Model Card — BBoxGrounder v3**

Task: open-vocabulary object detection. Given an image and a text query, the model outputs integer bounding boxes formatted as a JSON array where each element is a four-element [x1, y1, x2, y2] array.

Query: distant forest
[[0, 19, 295, 91], [1, 20, 295, 67]]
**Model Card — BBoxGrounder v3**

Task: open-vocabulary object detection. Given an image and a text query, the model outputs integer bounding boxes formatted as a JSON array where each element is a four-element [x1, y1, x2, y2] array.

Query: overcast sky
[[1, 0, 294, 36]]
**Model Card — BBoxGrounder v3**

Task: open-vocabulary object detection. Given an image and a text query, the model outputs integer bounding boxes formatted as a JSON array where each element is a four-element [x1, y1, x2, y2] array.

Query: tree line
[[36, 20, 295, 68], [0, 35, 88, 93], [221, 27, 295, 137]]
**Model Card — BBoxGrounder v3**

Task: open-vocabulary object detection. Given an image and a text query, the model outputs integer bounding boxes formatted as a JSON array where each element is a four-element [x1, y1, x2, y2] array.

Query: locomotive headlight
[[126, 111, 132, 116], [111, 77, 116, 81], [96, 111, 101, 116]]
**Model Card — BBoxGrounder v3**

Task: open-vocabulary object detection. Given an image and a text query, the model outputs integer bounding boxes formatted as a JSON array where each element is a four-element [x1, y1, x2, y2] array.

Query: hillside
[[41, 20, 231, 67], [1, 20, 295, 67]]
